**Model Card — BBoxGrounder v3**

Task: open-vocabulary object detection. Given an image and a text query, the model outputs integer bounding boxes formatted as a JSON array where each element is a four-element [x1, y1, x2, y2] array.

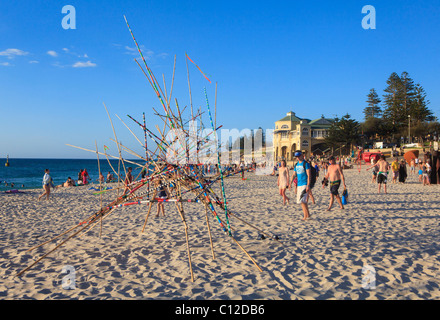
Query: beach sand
[[1, 167, 440, 300]]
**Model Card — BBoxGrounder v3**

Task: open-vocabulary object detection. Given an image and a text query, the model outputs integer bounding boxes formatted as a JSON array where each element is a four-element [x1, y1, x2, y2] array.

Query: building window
[[281, 125, 289, 129], [302, 128, 309, 136], [281, 132, 288, 139], [302, 140, 309, 147]]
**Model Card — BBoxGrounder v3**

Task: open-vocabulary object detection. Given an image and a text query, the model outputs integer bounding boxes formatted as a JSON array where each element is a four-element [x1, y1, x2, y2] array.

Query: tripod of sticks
[[16, 16, 285, 281]]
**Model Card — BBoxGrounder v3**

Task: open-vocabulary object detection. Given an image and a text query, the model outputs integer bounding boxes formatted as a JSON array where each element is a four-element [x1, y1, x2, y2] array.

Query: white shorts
[[296, 185, 308, 204]]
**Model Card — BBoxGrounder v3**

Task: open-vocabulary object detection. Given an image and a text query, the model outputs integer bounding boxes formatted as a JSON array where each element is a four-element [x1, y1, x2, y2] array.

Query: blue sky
[[1, 0, 439, 158]]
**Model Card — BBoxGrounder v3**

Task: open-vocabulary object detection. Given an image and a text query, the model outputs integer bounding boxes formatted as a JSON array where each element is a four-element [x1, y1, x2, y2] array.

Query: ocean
[[0, 158, 147, 192]]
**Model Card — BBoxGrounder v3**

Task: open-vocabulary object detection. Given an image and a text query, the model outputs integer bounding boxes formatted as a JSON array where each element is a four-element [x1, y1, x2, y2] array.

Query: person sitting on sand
[[56, 177, 75, 188], [106, 171, 114, 183], [322, 156, 346, 211]]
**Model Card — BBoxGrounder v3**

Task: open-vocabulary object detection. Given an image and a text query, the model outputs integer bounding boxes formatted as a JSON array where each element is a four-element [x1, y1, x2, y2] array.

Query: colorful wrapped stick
[[186, 53, 211, 83], [189, 165, 228, 234], [204, 87, 231, 236]]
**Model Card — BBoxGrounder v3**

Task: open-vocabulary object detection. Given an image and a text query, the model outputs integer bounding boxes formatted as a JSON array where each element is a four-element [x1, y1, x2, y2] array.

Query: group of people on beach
[[37, 167, 116, 201], [366, 155, 434, 193], [277, 151, 347, 221]]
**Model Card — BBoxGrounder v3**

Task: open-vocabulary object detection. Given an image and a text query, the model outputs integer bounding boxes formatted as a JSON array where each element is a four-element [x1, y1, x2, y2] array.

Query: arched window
[[281, 125, 289, 129], [302, 140, 309, 147], [302, 128, 309, 136]]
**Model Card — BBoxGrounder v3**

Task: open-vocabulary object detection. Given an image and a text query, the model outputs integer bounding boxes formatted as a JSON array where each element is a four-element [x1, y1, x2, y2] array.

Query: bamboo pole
[[230, 236, 262, 272], [141, 202, 154, 233], [17, 214, 103, 277], [104, 103, 127, 196], [168, 54, 176, 109], [95, 141, 103, 238], [205, 203, 215, 260], [185, 51, 193, 120], [175, 202, 194, 282], [215, 82, 218, 129]]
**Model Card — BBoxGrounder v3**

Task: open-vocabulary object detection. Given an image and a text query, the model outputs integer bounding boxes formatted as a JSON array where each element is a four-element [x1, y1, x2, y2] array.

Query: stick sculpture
[[16, 16, 286, 281]]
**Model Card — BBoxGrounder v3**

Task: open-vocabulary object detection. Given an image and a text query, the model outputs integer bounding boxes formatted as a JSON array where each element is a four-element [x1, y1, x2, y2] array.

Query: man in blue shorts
[[289, 151, 311, 220]]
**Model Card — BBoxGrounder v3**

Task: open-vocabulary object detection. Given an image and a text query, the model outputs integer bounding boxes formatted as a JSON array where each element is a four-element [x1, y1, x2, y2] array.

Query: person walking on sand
[[123, 167, 133, 194], [418, 161, 424, 183], [422, 160, 431, 186], [289, 151, 311, 220], [398, 159, 407, 183], [369, 159, 378, 183], [367, 155, 390, 194], [38, 169, 55, 201], [391, 158, 399, 184], [277, 160, 290, 205], [322, 156, 346, 211], [410, 158, 415, 175]]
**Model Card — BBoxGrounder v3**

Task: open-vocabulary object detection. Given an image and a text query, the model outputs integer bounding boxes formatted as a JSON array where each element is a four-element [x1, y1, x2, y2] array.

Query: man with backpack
[[289, 151, 315, 220]]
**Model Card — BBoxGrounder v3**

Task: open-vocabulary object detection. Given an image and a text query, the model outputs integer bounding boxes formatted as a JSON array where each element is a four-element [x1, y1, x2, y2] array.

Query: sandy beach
[[1, 167, 440, 300]]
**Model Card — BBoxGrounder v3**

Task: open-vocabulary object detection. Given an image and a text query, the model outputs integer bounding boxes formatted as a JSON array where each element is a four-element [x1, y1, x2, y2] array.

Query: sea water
[[0, 158, 147, 192]]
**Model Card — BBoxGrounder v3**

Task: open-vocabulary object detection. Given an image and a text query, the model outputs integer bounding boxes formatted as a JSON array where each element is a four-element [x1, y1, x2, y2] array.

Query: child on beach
[[418, 162, 424, 183], [370, 159, 378, 183], [155, 178, 169, 217]]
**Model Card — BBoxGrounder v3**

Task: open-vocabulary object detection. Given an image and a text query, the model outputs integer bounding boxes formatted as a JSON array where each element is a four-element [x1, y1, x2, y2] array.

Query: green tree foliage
[[325, 114, 360, 152], [411, 83, 435, 122], [382, 71, 435, 125], [382, 72, 405, 125], [363, 88, 382, 120]]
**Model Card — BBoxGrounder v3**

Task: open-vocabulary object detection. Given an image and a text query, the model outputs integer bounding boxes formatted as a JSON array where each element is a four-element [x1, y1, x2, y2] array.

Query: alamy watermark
[[61, 265, 76, 290], [361, 264, 376, 289], [62, 5, 76, 30], [164, 122, 274, 174], [362, 5, 376, 30]]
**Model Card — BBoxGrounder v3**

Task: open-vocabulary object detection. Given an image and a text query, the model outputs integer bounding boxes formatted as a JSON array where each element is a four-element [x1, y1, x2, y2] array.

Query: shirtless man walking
[[322, 156, 346, 211], [367, 155, 390, 194]]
